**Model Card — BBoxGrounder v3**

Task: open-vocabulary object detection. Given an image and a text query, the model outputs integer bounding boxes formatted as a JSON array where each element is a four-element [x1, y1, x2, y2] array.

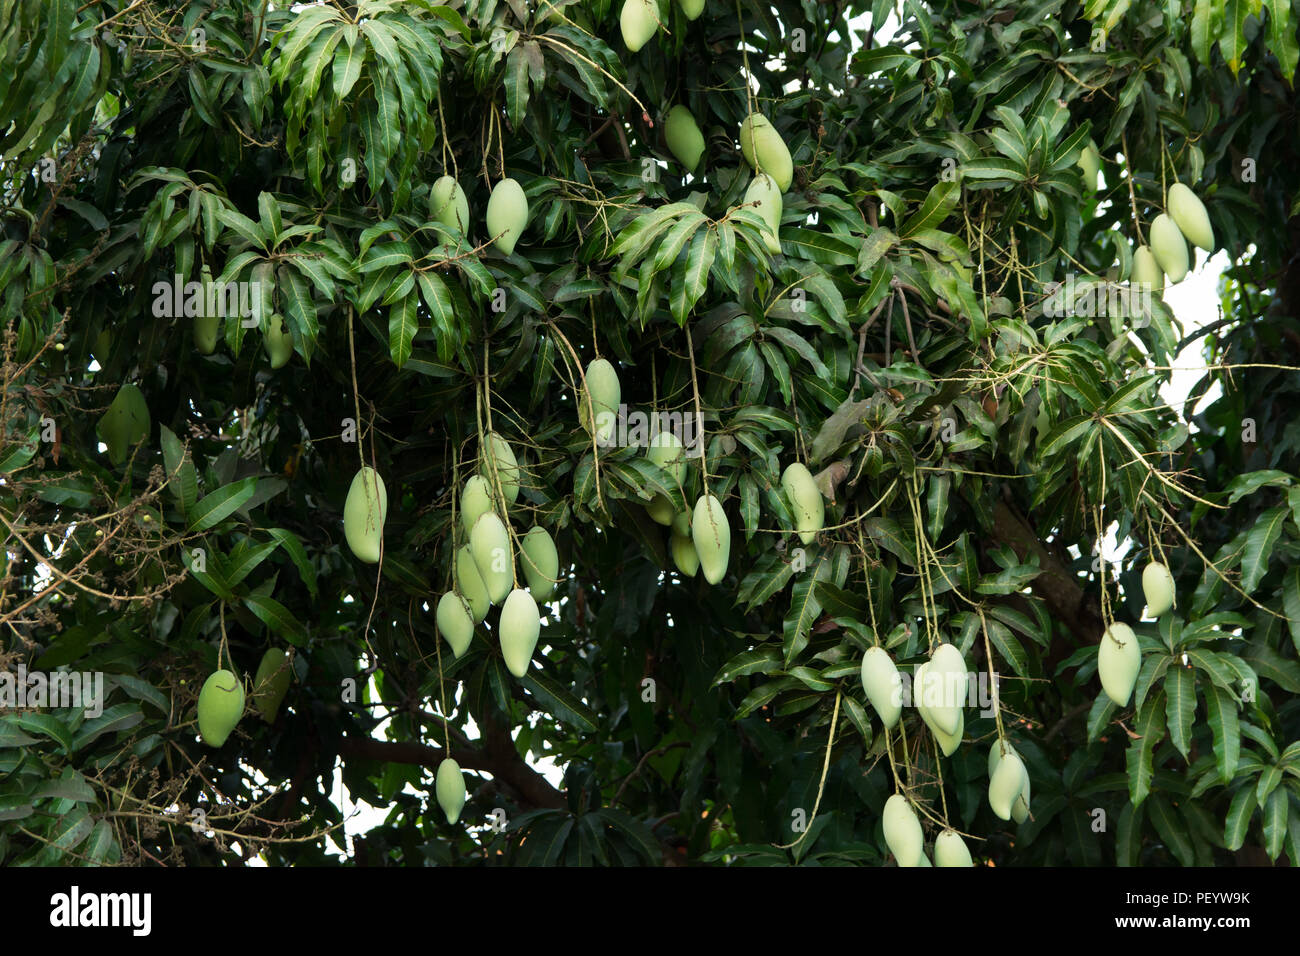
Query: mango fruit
[[97, 383, 151, 466], [194, 265, 220, 354], [499, 587, 541, 677], [470, 511, 513, 604], [671, 508, 691, 537], [923, 642, 968, 737], [343, 466, 387, 563], [620, 0, 659, 51], [1131, 245, 1164, 293], [988, 746, 1028, 820], [1097, 621, 1141, 706], [1167, 182, 1214, 251], [647, 431, 686, 525], [678, 0, 705, 17], [436, 758, 466, 824], [264, 312, 294, 369], [860, 646, 902, 729], [664, 105, 705, 171], [691, 494, 730, 585], [485, 178, 528, 256], [1012, 773, 1032, 824], [461, 475, 493, 536], [934, 829, 974, 867], [1142, 561, 1175, 618], [781, 460, 823, 545], [581, 358, 621, 446], [519, 525, 560, 601], [197, 668, 244, 747], [744, 173, 783, 254], [430, 175, 470, 234], [455, 544, 491, 622], [436, 591, 475, 658], [670, 532, 699, 576], [1149, 213, 1188, 284], [480, 431, 520, 506], [882, 794, 924, 867], [1078, 139, 1101, 191], [739, 113, 793, 192], [915, 661, 964, 756], [251, 648, 291, 724]]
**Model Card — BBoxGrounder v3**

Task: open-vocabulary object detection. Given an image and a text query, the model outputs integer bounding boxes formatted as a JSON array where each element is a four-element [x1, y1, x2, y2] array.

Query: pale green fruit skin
[[194, 267, 219, 354], [860, 646, 902, 729], [430, 175, 470, 234], [480, 431, 520, 506], [739, 113, 793, 192], [499, 588, 541, 677], [455, 545, 491, 622], [1149, 213, 1189, 283], [460, 475, 493, 536], [1131, 245, 1164, 293], [670, 532, 699, 576], [882, 794, 924, 867], [745, 172, 783, 254], [1098, 621, 1141, 707], [924, 643, 968, 737], [664, 105, 705, 171], [582, 358, 621, 446], [520, 526, 560, 601], [647, 495, 675, 525], [197, 669, 244, 747], [1142, 561, 1175, 618], [436, 758, 467, 824], [915, 662, 963, 755], [485, 178, 528, 256], [781, 461, 823, 545], [1012, 774, 1031, 824], [97, 384, 151, 465], [1078, 140, 1100, 190], [691, 494, 730, 585], [678, 0, 705, 18], [917, 852, 933, 867], [988, 740, 1019, 778], [648, 430, 686, 486], [470, 512, 513, 604], [436, 592, 475, 658], [671, 508, 691, 537], [1168, 182, 1214, 251], [252, 649, 291, 724], [343, 467, 387, 563], [989, 748, 1027, 820], [264, 312, 294, 369], [934, 829, 974, 867], [620, 0, 659, 51]]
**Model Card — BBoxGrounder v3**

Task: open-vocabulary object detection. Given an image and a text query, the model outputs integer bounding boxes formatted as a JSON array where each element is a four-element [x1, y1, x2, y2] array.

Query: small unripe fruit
[[97, 383, 151, 466], [1149, 213, 1188, 284], [744, 172, 783, 254], [988, 747, 1027, 820], [461, 475, 493, 535], [860, 646, 902, 729], [934, 829, 974, 867], [197, 669, 244, 747], [436, 591, 475, 658], [430, 175, 470, 234], [519, 526, 560, 601], [670, 532, 699, 576], [480, 431, 520, 506], [678, 0, 705, 18], [581, 358, 621, 446], [1167, 182, 1214, 251], [485, 178, 528, 256], [664, 105, 705, 171], [739, 113, 793, 192], [469, 512, 513, 604], [499, 588, 541, 677], [1131, 245, 1164, 293], [781, 461, 823, 545], [882, 794, 924, 867], [620, 0, 659, 51], [691, 494, 730, 585], [343, 467, 387, 563], [264, 312, 294, 368], [436, 758, 466, 823], [1097, 621, 1142, 707], [1142, 561, 1175, 618], [455, 545, 491, 622], [252, 649, 291, 724]]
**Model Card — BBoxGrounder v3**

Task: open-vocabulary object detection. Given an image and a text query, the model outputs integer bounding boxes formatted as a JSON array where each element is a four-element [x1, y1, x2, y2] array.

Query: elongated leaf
[[189, 477, 258, 531]]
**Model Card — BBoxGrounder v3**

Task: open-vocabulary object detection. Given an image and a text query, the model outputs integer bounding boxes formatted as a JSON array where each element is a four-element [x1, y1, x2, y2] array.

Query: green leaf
[[1262, 787, 1289, 860], [671, 227, 716, 326], [1126, 691, 1167, 806], [243, 594, 309, 646], [521, 672, 600, 733], [388, 292, 418, 368], [1224, 785, 1257, 850], [1147, 795, 1195, 866], [189, 477, 259, 531], [1164, 665, 1196, 760], [1240, 506, 1286, 593], [1204, 683, 1240, 783]]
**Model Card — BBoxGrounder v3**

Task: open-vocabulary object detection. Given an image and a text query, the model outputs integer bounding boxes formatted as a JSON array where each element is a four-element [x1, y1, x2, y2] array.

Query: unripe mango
[[923, 643, 968, 737], [480, 431, 520, 506], [436, 591, 475, 658], [436, 758, 466, 824], [581, 358, 621, 446], [647, 496, 675, 525], [915, 661, 964, 756], [470, 511, 513, 604], [691, 494, 730, 584], [620, 0, 659, 51], [430, 175, 470, 234], [252, 648, 291, 724], [670, 532, 699, 576], [485, 178, 528, 256], [343, 466, 387, 563], [499, 588, 541, 677], [882, 794, 924, 867], [1078, 139, 1100, 191], [988, 747, 1027, 820], [1167, 182, 1213, 251], [671, 508, 691, 537], [461, 475, 493, 536], [194, 266, 220, 354], [934, 829, 974, 867], [1012, 773, 1032, 824], [678, 0, 705, 16], [1131, 245, 1164, 293], [739, 113, 793, 192], [197, 669, 244, 747], [781, 461, 823, 545], [264, 312, 294, 369], [987, 740, 1019, 778], [1142, 560, 1175, 618], [1149, 213, 1188, 284], [860, 646, 903, 729], [455, 544, 491, 622], [97, 383, 151, 466], [745, 173, 783, 254], [1097, 621, 1141, 707], [664, 105, 705, 171], [519, 525, 560, 601], [647, 431, 686, 525]]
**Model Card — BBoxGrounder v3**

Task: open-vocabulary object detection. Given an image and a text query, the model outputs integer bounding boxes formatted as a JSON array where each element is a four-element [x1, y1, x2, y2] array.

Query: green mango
[[194, 265, 220, 354], [343, 466, 387, 563], [499, 588, 541, 677], [470, 512, 513, 604], [436, 758, 467, 823], [1097, 622, 1141, 707], [519, 526, 560, 601], [264, 312, 293, 369], [691, 494, 730, 584], [455, 545, 491, 622], [197, 669, 244, 747], [430, 175, 470, 234], [882, 794, 924, 867], [436, 592, 475, 658], [780, 461, 823, 544], [1131, 245, 1164, 293], [485, 178, 528, 256], [252, 648, 292, 724], [678, 0, 705, 17], [620, 0, 659, 51], [934, 829, 974, 866], [670, 532, 699, 577], [480, 431, 520, 506], [744, 172, 783, 254], [1167, 182, 1214, 251], [860, 646, 902, 729], [580, 358, 621, 446], [1142, 561, 1175, 617], [664, 105, 705, 171], [460, 475, 493, 536], [1149, 213, 1189, 283], [739, 113, 793, 192], [988, 747, 1028, 820]]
